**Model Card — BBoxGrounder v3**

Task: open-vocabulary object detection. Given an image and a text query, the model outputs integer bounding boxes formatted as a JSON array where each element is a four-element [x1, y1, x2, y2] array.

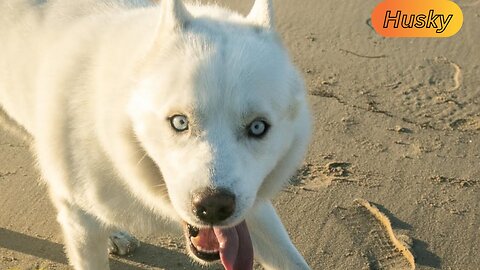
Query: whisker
[[136, 152, 148, 166], [150, 192, 170, 202], [152, 183, 169, 195], [155, 189, 170, 199]]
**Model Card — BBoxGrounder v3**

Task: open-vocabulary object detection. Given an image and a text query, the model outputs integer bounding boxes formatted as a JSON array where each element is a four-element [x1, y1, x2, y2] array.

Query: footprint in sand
[[333, 199, 415, 270], [388, 57, 480, 131], [291, 162, 356, 190]]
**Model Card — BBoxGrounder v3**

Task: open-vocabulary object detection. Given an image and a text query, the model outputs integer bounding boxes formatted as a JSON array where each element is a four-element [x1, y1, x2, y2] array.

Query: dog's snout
[[192, 188, 235, 224]]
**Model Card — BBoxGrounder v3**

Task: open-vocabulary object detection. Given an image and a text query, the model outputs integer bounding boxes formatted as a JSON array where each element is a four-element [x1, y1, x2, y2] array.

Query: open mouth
[[186, 223, 220, 261], [183, 221, 254, 270]]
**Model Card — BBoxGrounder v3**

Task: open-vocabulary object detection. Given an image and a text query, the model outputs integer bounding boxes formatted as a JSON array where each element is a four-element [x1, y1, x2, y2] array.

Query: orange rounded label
[[371, 0, 463, 37]]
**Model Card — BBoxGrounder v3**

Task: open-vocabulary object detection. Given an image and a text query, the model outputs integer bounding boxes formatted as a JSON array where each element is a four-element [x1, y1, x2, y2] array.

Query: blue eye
[[247, 119, 270, 138], [170, 115, 189, 132]]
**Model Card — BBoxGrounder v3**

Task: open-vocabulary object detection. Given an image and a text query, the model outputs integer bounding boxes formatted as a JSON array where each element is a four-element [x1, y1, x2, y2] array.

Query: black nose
[[192, 188, 236, 224]]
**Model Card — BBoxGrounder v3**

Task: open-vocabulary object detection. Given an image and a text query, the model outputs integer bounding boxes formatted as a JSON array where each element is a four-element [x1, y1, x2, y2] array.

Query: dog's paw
[[108, 231, 140, 256]]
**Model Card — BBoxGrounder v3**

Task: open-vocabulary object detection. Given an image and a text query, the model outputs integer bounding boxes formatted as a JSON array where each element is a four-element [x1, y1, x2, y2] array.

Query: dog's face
[[126, 0, 310, 265], [130, 34, 301, 221]]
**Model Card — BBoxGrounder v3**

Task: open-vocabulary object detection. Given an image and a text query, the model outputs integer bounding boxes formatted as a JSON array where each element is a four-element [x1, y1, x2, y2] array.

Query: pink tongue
[[213, 221, 253, 270]]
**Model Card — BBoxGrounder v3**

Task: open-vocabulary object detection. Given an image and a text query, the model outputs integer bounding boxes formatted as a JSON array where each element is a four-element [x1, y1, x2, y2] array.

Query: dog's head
[[126, 0, 311, 266]]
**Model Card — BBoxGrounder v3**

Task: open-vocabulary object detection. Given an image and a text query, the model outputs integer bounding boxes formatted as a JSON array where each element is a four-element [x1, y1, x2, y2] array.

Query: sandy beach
[[1, 0, 479, 269]]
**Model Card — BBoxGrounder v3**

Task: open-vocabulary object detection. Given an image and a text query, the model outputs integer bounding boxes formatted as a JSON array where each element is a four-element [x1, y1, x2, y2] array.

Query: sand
[[1, 0, 479, 269]]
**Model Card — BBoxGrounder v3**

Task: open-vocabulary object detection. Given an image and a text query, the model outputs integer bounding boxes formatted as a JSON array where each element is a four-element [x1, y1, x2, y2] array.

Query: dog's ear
[[159, 0, 191, 30], [247, 0, 274, 30]]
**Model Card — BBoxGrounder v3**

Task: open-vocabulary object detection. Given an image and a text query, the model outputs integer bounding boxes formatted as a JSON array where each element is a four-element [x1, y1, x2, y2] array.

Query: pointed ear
[[159, 0, 192, 30], [246, 0, 275, 30]]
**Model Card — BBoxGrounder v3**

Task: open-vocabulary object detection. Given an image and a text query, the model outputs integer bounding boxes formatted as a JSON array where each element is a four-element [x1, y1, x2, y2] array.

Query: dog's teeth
[[190, 237, 217, 253], [197, 247, 218, 253]]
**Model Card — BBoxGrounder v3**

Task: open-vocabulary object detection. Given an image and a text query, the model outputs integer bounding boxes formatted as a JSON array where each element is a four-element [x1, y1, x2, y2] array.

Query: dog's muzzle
[[183, 221, 253, 270], [183, 188, 254, 269]]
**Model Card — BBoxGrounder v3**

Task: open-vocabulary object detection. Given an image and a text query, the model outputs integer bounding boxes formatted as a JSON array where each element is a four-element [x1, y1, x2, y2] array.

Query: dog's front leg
[[247, 201, 311, 270], [55, 201, 110, 270]]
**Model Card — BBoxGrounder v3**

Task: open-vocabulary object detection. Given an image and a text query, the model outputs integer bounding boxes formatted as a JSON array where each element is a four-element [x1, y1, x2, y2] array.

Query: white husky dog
[[0, 0, 311, 269]]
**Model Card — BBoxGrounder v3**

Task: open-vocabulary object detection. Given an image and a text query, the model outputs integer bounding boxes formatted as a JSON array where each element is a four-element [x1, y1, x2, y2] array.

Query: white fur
[[0, 0, 311, 269]]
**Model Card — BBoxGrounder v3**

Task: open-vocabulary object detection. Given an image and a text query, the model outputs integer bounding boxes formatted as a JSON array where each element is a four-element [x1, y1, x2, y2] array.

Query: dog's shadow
[[0, 228, 222, 269]]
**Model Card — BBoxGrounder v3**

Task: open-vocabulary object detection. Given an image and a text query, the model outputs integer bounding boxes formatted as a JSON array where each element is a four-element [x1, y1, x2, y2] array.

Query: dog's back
[[0, 1, 45, 133], [0, 0, 151, 134]]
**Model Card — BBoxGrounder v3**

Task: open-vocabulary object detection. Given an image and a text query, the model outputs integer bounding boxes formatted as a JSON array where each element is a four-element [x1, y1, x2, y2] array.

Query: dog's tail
[[0, 105, 32, 144]]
